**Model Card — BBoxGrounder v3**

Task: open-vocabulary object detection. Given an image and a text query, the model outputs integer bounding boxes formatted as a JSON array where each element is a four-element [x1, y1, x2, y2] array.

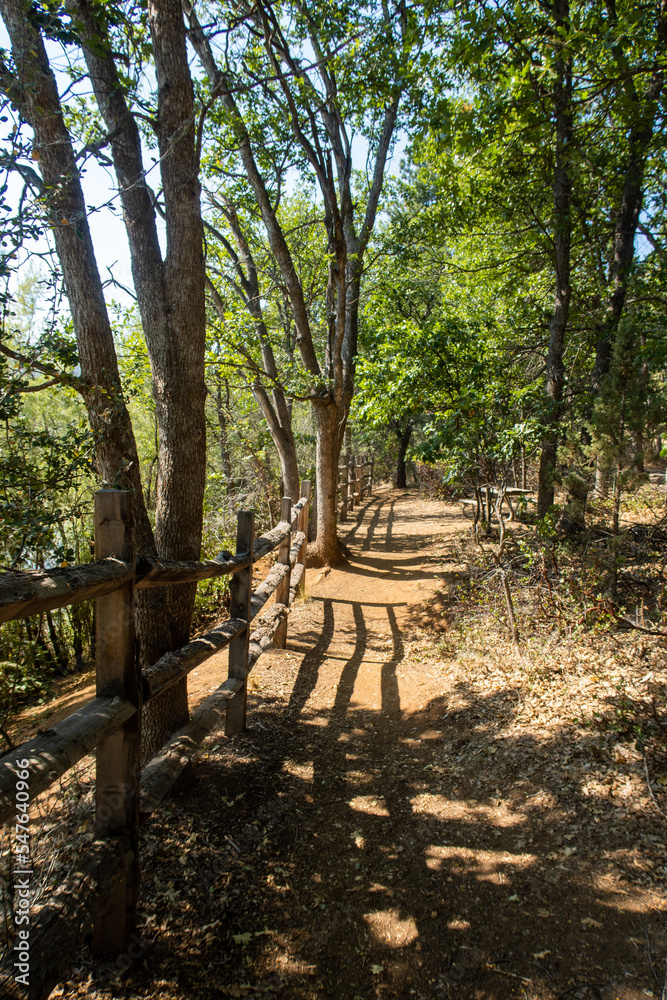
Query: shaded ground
[[47, 490, 667, 998]]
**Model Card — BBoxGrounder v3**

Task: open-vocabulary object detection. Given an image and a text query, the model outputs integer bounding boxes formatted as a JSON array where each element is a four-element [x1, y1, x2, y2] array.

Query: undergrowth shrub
[[445, 500, 667, 780]]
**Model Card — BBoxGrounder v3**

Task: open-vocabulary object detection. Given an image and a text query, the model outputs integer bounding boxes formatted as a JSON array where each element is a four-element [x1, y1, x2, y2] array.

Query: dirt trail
[[260, 488, 457, 723], [56, 489, 666, 1000]]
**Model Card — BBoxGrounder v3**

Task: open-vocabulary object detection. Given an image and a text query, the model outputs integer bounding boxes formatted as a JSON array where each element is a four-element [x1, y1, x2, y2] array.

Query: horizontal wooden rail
[[0, 512, 310, 625], [247, 603, 288, 672], [139, 678, 243, 816], [0, 696, 136, 826], [289, 530, 306, 566], [0, 560, 136, 625], [142, 618, 248, 704], [290, 562, 304, 601], [250, 561, 289, 620], [142, 529, 307, 704]]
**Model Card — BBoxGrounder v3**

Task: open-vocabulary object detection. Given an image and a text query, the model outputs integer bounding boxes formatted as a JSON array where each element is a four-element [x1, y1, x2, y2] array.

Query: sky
[[0, 26, 165, 314], [1, 22, 408, 319]]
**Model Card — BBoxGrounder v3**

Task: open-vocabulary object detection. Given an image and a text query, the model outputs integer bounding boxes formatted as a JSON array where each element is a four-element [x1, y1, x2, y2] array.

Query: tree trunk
[[634, 332, 649, 473], [252, 384, 300, 501], [136, 0, 206, 760], [46, 611, 68, 674], [71, 0, 207, 759], [560, 471, 588, 532], [594, 455, 609, 499], [394, 423, 413, 488], [592, 80, 664, 394], [310, 399, 345, 565], [537, 0, 572, 518], [278, 442, 300, 507], [521, 443, 527, 488]]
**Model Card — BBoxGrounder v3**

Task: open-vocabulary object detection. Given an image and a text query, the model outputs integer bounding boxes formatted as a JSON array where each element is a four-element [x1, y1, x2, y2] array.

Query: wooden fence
[[0, 482, 311, 1000], [337, 454, 374, 520]]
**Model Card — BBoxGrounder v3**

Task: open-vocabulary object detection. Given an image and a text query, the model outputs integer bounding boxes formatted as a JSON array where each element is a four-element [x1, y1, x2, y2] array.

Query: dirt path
[[56, 489, 666, 1000]]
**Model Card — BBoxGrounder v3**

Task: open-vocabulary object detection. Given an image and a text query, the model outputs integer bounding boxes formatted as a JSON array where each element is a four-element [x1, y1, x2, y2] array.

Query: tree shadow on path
[[71, 490, 667, 1000]]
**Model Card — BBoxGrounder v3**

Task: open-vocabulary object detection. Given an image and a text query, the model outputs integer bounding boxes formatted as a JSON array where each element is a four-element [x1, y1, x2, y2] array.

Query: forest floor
[[37, 489, 667, 998]]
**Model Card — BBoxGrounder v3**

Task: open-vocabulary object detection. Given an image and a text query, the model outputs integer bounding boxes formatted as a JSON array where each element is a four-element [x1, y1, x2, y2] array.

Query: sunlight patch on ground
[[410, 792, 527, 828], [282, 760, 314, 780], [363, 909, 419, 948], [347, 795, 390, 817], [593, 884, 657, 912], [447, 917, 471, 931], [424, 844, 537, 874], [302, 715, 329, 728]]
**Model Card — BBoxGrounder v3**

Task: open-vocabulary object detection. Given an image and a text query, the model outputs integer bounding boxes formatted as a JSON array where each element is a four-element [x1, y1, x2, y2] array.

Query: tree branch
[[0, 343, 85, 392]]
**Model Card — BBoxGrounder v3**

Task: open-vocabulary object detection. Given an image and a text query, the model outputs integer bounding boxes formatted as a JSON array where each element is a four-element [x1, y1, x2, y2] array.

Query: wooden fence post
[[340, 476, 348, 522], [369, 458, 374, 496], [273, 497, 291, 649], [298, 480, 310, 596], [348, 458, 355, 510], [227, 510, 254, 736], [356, 456, 363, 504], [93, 489, 140, 956]]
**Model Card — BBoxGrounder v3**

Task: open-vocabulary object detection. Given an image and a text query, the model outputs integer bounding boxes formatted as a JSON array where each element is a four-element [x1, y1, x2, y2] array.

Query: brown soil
[[40, 489, 667, 998]]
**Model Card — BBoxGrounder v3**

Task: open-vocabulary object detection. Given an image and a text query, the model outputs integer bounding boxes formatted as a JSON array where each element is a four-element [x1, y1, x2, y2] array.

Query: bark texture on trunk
[[139, 0, 207, 758], [312, 400, 346, 565], [588, 1, 666, 435], [537, 0, 572, 518], [148, 0, 206, 574], [73, 0, 207, 581], [592, 64, 665, 392]]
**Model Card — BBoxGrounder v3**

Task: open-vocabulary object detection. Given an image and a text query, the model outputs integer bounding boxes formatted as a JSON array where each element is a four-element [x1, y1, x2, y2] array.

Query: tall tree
[[0, 0, 207, 757], [537, 0, 573, 516], [417, 0, 667, 520], [189, 0, 426, 562], [69, 0, 207, 753], [203, 192, 321, 501]]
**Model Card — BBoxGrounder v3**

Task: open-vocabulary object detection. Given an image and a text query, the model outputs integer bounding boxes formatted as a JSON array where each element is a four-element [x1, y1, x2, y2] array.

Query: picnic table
[[461, 485, 536, 523]]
